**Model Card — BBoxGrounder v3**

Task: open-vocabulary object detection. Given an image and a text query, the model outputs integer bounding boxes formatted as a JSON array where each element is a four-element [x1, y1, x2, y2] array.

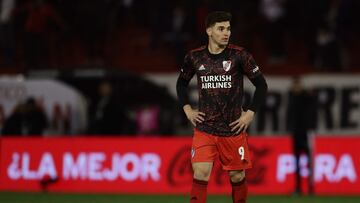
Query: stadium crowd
[[0, 0, 359, 74]]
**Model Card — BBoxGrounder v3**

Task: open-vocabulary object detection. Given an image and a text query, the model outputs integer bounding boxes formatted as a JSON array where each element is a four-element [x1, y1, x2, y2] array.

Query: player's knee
[[193, 168, 212, 181], [229, 170, 245, 183]]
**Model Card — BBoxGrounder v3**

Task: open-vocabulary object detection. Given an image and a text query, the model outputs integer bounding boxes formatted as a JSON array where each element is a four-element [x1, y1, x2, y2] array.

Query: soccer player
[[176, 11, 268, 203]]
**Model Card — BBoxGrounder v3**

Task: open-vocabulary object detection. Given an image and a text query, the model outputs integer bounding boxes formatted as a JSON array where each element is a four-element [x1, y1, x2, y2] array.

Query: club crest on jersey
[[222, 60, 232, 71], [252, 66, 259, 73], [191, 148, 195, 158]]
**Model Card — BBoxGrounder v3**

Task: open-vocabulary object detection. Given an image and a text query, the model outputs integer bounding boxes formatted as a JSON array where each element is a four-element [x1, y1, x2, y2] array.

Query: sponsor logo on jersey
[[191, 148, 195, 158], [200, 75, 232, 89], [222, 60, 232, 71]]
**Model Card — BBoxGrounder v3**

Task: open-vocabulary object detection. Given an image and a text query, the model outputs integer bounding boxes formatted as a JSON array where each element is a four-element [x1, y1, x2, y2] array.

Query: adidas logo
[[198, 65, 205, 70]]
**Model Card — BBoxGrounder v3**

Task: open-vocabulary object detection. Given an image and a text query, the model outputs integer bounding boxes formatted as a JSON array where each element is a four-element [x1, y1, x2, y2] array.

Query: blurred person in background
[[148, 0, 168, 50], [88, 80, 134, 135], [167, 2, 190, 66], [17, 0, 65, 69], [2, 97, 48, 136], [0, 0, 16, 66], [314, 24, 343, 71], [176, 11, 268, 203], [286, 76, 316, 195], [75, 0, 114, 66], [260, 0, 287, 64]]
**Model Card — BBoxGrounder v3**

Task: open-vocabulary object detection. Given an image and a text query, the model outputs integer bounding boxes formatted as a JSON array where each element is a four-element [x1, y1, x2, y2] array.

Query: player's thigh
[[192, 129, 217, 163], [217, 133, 252, 171]]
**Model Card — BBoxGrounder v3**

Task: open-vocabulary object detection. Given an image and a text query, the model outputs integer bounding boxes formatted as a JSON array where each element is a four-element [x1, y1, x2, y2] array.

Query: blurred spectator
[[2, 97, 48, 136], [333, 0, 353, 70], [193, 0, 209, 44], [48, 103, 71, 135], [119, 0, 134, 20], [148, 0, 168, 50], [260, 0, 287, 64], [88, 81, 135, 135], [0, 0, 358, 75], [314, 24, 343, 71], [164, 2, 190, 66], [231, 0, 259, 52], [17, 0, 65, 69], [0, 0, 16, 65], [75, 0, 113, 66], [286, 77, 316, 195]]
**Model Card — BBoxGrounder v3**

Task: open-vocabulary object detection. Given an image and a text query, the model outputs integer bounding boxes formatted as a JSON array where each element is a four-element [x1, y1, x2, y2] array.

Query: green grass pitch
[[1, 192, 359, 203]]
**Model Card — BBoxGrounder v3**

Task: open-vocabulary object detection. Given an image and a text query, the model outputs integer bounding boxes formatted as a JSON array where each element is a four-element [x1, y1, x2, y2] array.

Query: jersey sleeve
[[179, 53, 195, 81], [239, 50, 268, 112], [239, 50, 262, 79]]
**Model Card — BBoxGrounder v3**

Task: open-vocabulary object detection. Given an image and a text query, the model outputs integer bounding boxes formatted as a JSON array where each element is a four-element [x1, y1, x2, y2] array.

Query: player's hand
[[229, 110, 255, 134], [183, 105, 205, 126]]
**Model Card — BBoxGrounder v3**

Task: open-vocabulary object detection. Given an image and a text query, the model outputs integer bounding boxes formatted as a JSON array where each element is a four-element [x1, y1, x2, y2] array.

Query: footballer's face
[[207, 21, 231, 47]]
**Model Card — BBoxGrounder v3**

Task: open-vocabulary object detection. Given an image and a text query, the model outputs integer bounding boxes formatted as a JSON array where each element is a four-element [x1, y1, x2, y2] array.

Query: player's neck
[[208, 41, 226, 54]]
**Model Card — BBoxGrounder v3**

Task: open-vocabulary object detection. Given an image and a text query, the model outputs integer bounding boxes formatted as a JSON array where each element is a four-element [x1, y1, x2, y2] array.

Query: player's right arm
[[176, 53, 205, 126]]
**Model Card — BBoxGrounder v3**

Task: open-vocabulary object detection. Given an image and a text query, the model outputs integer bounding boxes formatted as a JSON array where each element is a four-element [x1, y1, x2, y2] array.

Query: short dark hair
[[205, 11, 232, 28]]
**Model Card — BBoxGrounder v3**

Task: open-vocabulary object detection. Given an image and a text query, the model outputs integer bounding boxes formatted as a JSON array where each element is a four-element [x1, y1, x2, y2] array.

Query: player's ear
[[206, 27, 212, 37]]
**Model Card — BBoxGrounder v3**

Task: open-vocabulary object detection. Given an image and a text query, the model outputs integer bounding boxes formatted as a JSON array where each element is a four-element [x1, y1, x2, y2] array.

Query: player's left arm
[[230, 75, 268, 133], [230, 51, 268, 134]]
